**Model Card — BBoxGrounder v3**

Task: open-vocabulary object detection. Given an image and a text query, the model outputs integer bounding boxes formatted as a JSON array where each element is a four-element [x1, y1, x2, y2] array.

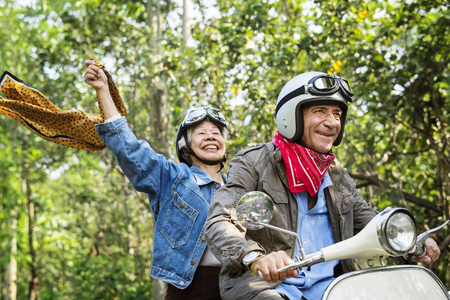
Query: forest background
[[0, 0, 448, 299]]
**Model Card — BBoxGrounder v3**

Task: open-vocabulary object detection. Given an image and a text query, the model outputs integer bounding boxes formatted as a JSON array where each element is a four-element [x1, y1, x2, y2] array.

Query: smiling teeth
[[204, 145, 217, 150]]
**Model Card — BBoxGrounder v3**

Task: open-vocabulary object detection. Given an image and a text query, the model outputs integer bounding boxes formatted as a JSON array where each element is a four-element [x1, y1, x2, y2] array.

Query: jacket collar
[[190, 165, 227, 186]]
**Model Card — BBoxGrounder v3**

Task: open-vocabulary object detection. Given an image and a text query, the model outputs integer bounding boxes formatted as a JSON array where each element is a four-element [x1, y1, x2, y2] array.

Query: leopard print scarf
[[0, 58, 126, 150]]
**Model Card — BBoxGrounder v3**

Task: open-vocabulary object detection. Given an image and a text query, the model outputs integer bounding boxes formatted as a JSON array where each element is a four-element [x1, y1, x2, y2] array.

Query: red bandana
[[272, 131, 335, 197]]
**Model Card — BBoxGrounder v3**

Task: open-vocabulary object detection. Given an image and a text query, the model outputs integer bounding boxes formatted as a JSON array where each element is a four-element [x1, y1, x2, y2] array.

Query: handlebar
[[406, 220, 449, 259], [277, 251, 324, 272]]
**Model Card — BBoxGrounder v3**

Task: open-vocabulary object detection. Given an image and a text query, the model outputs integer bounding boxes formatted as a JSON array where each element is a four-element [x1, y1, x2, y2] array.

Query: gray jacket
[[205, 142, 377, 300]]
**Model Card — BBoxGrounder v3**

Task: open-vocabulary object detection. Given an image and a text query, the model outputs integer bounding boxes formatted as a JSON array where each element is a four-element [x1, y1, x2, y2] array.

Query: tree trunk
[[22, 148, 38, 300], [145, 0, 169, 158], [147, 81, 169, 156], [5, 211, 17, 300], [153, 279, 166, 300], [182, 0, 192, 46], [145, 2, 168, 299]]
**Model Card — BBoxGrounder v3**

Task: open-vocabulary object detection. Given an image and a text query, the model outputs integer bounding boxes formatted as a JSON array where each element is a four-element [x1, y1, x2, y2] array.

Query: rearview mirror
[[236, 191, 274, 230]]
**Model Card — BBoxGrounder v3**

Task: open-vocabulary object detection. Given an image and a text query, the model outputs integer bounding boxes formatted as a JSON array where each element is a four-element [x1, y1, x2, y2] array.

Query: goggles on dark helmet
[[182, 106, 228, 128], [176, 106, 228, 171], [276, 74, 353, 114]]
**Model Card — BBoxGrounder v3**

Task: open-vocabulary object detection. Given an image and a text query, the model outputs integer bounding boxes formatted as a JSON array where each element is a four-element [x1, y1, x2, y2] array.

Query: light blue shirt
[[275, 172, 338, 300]]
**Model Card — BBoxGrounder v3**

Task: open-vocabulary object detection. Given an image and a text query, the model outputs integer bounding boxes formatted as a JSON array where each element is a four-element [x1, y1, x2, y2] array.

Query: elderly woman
[[84, 60, 227, 300]]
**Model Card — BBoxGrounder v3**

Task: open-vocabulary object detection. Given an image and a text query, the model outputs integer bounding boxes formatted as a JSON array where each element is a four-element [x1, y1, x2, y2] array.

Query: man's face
[[302, 104, 342, 153]]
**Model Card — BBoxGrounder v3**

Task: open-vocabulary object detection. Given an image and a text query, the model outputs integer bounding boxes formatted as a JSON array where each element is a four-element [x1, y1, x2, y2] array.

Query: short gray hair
[[177, 127, 193, 151]]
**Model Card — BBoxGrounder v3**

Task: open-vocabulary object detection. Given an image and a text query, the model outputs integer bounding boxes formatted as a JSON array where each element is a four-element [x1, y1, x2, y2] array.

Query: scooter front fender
[[322, 265, 450, 300]]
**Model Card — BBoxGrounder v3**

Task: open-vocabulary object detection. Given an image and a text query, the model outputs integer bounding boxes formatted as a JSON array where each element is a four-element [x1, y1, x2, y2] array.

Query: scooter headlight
[[377, 208, 417, 255]]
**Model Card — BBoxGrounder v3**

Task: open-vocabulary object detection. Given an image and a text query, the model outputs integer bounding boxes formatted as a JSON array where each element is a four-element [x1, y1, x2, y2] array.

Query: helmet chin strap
[[190, 151, 226, 172]]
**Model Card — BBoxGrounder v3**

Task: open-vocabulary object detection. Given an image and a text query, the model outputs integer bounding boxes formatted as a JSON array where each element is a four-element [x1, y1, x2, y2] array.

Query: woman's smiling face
[[188, 120, 226, 167]]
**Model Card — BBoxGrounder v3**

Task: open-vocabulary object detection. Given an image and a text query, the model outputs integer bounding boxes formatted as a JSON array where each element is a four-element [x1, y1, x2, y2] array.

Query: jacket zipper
[[333, 170, 348, 273], [334, 171, 345, 240], [273, 152, 299, 260]]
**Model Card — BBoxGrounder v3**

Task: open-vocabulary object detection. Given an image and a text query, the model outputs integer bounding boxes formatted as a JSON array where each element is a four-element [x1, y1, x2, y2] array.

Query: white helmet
[[275, 71, 354, 146]]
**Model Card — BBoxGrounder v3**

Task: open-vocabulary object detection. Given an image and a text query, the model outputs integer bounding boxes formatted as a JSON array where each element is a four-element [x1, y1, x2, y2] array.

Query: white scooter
[[236, 191, 450, 300]]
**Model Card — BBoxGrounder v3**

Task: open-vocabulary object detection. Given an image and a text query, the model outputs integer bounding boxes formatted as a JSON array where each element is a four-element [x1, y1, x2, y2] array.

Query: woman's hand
[[84, 60, 108, 91], [83, 59, 119, 119]]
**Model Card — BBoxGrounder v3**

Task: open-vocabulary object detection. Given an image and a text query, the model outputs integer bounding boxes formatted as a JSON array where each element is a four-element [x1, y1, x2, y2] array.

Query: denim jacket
[[95, 117, 226, 289]]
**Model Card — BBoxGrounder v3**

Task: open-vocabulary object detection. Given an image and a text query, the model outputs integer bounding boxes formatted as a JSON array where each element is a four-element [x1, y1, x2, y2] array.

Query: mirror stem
[[256, 221, 306, 260]]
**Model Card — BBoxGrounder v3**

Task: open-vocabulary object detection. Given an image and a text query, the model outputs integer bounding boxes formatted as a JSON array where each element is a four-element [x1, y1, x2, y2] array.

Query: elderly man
[[205, 71, 440, 300]]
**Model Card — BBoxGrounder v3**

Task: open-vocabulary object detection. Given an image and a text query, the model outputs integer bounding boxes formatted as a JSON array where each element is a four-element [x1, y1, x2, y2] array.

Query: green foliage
[[0, 0, 449, 297]]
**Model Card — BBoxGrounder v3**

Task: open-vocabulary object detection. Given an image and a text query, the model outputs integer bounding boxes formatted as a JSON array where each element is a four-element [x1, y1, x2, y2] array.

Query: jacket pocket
[[161, 192, 199, 248], [262, 181, 288, 204], [337, 185, 356, 214]]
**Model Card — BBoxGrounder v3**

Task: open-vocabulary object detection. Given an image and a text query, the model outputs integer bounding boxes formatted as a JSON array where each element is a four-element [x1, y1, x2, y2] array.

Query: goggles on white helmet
[[276, 74, 353, 115], [275, 71, 353, 146], [307, 74, 353, 101]]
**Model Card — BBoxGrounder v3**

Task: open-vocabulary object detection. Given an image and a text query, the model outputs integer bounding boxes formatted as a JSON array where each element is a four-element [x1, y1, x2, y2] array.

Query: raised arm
[[83, 59, 179, 218]]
